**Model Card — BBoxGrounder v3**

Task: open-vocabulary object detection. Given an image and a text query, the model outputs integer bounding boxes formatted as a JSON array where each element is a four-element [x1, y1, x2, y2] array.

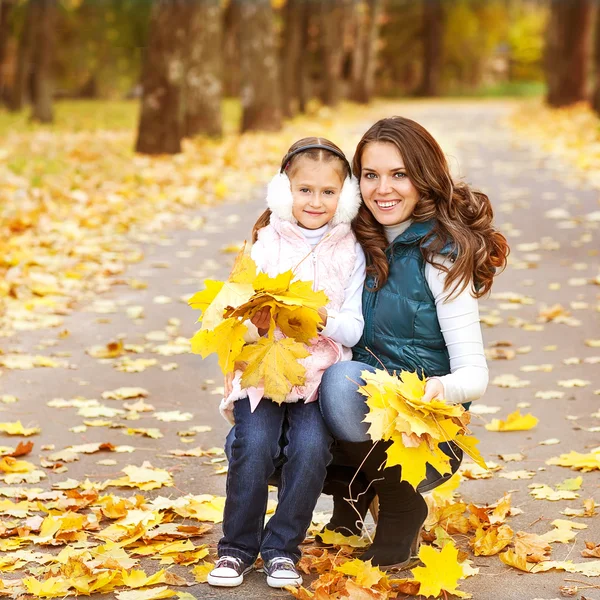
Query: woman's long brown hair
[[251, 136, 350, 243], [352, 117, 509, 298]]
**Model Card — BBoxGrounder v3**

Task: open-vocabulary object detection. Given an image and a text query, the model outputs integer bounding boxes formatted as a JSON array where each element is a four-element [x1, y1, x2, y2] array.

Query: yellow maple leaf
[[197, 281, 254, 331], [385, 435, 452, 489], [115, 586, 176, 600], [187, 280, 224, 317], [334, 558, 386, 588], [23, 576, 71, 598], [318, 529, 369, 548], [191, 319, 247, 373], [485, 410, 538, 432], [499, 548, 534, 572], [253, 270, 293, 294], [238, 337, 309, 402], [229, 247, 257, 283], [192, 561, 213, 583], [276, 305, 323, 343], [454, 434, 487, 470], [471, 524, 513, 556], [398, 370, 427, 401], [411, 541, 468, 598], [361, 380, 399, 441], [513, 531, 551, 562], [0, 421, 41, 436], [0, 456, 35, 473], [546, 449, 600, 472], [120, 568, 167, 588]]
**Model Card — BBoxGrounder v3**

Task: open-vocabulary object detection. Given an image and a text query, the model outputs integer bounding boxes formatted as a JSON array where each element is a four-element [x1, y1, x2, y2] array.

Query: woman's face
[[359, 142, 420, 226]]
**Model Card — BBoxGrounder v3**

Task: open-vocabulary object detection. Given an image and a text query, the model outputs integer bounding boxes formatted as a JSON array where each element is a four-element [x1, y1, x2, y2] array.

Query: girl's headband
[[281, 144, 352, 175]]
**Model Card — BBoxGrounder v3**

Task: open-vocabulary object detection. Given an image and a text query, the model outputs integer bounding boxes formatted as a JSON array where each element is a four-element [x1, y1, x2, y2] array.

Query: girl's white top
[[251, 224, 366, 348], [385, 221, 489, 405]]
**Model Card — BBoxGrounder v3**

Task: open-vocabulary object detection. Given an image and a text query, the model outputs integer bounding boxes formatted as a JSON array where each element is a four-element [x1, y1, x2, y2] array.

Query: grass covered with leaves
[[0, 99, 374, 337]]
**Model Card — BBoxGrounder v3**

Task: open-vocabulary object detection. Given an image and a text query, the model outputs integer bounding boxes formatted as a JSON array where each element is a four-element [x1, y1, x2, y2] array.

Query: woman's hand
[[250, 306, 271, 336], [224, 372, 234, 398], [422, 378, 444, 403]]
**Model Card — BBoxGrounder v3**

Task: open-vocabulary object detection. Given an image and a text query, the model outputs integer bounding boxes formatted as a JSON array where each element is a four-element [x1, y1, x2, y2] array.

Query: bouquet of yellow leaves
[[189, 247, 328, 403], [359, 369, 487, 488]]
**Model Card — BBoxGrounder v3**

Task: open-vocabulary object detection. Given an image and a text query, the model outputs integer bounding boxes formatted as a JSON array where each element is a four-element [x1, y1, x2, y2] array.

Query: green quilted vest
[[353, 220, 455, 378]]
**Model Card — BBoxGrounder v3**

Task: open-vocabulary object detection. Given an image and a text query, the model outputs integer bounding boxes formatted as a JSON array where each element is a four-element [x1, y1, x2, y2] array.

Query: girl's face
[[289, 157, 344, 229], [359, 142, 420, 226]]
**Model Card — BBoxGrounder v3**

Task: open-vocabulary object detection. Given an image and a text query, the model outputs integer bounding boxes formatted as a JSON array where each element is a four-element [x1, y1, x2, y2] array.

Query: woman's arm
[[320, 243, 366, 348], [424, 257, 489, 404]]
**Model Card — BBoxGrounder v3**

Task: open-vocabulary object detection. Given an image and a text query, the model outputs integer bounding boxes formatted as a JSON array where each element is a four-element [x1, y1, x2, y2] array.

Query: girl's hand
[[251, 306, 271, 335], [422, 378, 444, 403], [224, 372, 234, 398], [317, 307, 328, 329]]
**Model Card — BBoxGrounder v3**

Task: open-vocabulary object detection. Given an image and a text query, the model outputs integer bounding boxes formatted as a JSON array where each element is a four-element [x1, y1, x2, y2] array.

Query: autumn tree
[[236, 0, 282, 132], [418, 0, 443, 96], [545, 0, 593, 108], [10, 0, 35, 111], [592, 4, 600, 115], [184, 0, 222, 138], [136, 1, 187, 154], [0, 0, 15, 104], [320, 0, 349, 106], [350, 0, 382, 104], [30, 0, 57, 123], [281, 0, 307, 117]]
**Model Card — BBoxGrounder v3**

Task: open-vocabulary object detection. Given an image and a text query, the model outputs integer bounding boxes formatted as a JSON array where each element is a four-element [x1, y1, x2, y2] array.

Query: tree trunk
[[320, 0, 347, 106], [350, 0, 382, 104], [30, 0, 57, 123], [236, 0, 282, 132], [418, 0, 443, 96], [0, 0, 15, 104], [296, 0, 310, 113], [592, 3, 600, 115], [545, 0, 593, 108], [10, 0, 35, 111], [223, 0, 240, 97], [135, 0, 189, 155], [281, 0, 306, 117], [184, 0, 222, 138]]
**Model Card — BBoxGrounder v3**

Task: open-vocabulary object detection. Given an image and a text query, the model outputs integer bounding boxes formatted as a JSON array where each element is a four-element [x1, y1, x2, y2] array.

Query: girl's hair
[[251, 137, 350, 242], [353, 116, 509, 298]]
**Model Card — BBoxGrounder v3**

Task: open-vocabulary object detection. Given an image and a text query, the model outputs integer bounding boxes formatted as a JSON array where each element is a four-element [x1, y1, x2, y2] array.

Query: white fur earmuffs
[[266, 171, 362, 227]]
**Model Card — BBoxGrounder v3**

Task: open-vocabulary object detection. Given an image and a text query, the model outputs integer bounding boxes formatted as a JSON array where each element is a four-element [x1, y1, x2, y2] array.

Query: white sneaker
[[207, 556, 253, 587], [264, 557, 303, 588]]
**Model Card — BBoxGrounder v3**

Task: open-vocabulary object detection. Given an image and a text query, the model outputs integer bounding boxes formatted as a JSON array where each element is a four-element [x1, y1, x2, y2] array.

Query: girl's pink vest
[[220, 214, 358, 422]]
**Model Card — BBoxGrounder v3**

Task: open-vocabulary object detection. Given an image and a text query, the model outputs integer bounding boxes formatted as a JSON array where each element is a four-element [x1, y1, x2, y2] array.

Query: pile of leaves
[[359, 369, 487, 488], [189, 250, 327, 402]]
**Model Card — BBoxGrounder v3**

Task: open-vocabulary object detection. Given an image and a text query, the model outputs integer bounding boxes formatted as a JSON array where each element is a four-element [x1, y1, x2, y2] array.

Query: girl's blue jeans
[[220, 397, 332, 564], [319, 360, 463, 493]]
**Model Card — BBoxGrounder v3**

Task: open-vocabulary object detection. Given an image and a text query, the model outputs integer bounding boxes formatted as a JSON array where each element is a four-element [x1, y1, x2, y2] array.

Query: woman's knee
[[319, 361, 373, 442]]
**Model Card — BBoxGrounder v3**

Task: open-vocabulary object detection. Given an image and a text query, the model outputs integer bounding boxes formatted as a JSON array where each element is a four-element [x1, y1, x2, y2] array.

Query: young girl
[[208, 138, 366, 588]]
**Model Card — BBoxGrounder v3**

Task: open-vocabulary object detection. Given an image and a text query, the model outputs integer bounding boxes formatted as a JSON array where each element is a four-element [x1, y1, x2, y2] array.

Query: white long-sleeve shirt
[[250, 224, 366, 348], [385, 222, 489, 405]]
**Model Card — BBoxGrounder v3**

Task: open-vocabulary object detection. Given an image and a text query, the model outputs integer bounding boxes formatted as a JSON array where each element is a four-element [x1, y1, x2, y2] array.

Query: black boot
[[316, 465, 376, 542], [340, 440, 428, 569]]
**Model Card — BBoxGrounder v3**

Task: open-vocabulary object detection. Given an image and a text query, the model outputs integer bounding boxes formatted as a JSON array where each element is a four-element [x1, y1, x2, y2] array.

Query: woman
[[318, 116, 509, 569]]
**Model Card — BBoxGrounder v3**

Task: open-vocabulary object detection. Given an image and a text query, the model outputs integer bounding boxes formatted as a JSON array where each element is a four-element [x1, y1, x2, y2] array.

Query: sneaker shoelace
[[216, 556, 242, 571], [269, 558, 297, 573]]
